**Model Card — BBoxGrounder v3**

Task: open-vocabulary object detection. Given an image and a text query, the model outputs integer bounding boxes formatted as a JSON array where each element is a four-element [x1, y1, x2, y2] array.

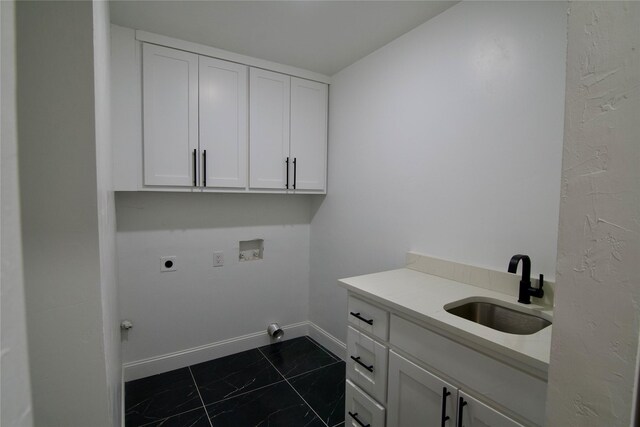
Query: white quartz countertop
[[338, 268, 553, 376]]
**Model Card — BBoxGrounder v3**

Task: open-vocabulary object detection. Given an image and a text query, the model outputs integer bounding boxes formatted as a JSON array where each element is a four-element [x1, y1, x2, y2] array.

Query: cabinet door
[[387, 350, 456, 427], [249, 68, 290, 189], [142, 43, 198, 187], [290, 77, 327, 191], [457, 392, 524, 427], [199, 57, 248, 188]]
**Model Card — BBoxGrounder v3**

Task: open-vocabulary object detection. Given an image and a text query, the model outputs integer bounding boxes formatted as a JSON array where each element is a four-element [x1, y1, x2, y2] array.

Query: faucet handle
[[533, 274, 545, 298]]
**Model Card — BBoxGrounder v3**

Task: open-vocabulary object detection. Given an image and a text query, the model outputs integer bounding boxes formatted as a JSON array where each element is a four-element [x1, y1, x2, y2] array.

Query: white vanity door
[[387, 350, 456, 427], [458, 391, 525, 427]]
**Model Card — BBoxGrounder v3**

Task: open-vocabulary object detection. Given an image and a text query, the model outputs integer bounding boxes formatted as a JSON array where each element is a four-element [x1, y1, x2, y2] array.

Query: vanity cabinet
[[249, 69, 328, 192], [346, 297, 389, 427], [344, 293, 545, 427]]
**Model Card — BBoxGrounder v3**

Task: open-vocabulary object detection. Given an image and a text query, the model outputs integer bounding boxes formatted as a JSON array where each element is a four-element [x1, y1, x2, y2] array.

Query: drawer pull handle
[[348, 411, 370, 427], [441, 387, 451, 426], [350, 356, 374, 372], [350, 311, 373, 325], [457, 396, 467, 427]]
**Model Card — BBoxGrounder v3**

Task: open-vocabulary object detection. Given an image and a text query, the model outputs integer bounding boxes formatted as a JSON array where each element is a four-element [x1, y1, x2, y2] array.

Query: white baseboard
[[123, 321, 310, 381], [308, 322, 346, 361], [122, 321, 346, 381]]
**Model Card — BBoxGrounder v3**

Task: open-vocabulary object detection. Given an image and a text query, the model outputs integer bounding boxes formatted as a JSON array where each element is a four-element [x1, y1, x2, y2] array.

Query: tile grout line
[[194, 378, 289, 408], [188, 366, 214, 427], [305, 335, 341, 362], [185, 347, 288, 409], [286, 359, 343, 381], [257, 346, 330, 427], [137, 406, 205, 427]]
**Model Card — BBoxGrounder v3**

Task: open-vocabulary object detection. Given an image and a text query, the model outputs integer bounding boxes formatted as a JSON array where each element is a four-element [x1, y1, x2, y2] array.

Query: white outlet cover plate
[[160, 256, 176, 272], [213, 251, 224, 267]]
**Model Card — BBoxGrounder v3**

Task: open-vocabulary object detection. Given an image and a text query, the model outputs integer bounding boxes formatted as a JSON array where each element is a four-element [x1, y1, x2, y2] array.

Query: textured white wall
[[0, 1, 34, 425], [16, 1, 118, 425], [93, 0, 122, 424], [309, 1, 568, 342], [546, 2, 640, 425], [116, 192, 312, 364]]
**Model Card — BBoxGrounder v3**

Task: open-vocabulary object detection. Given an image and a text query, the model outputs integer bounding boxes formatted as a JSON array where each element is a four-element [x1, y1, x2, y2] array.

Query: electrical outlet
[[160, 256, 176, 272], [213, 251, 224, 267]]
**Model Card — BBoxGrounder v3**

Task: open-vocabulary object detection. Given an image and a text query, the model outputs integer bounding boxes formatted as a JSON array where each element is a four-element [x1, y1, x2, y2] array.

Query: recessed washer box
[[239, 239, 263, 261]]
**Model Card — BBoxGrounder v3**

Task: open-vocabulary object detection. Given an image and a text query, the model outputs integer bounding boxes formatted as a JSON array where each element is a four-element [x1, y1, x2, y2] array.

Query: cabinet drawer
[[345, 379, 386, 427], [347, 326, 388, 404], [348, 295, 389, 341]]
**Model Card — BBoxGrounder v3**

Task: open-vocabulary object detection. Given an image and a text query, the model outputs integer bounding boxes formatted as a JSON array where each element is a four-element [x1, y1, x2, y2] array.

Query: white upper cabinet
[[199, 57, 248, 188], [142, 43, 198, 187], [112, 27, 329, 193], [290, 77, 328, 191], [249, 68, 291, 190], [249, 70, 328, 192]]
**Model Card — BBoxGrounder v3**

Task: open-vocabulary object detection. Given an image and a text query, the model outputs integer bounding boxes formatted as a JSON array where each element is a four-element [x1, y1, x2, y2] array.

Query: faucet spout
[[508, 254, 543, 304], [508, 254, 531, 282]]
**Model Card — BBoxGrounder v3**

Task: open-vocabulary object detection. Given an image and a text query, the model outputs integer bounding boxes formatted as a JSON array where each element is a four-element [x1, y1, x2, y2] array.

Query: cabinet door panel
[[249, 68, 290, 189], [387, 350, 455, 427], [458, 392, 525, 427], [290, 77, 327, 191], [142, 43, 198, 186], [199, 57, 248, 188]]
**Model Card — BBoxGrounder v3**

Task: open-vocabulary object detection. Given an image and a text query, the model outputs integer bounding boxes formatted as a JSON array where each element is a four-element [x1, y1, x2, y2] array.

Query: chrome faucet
[[508, 254, 544, 304]]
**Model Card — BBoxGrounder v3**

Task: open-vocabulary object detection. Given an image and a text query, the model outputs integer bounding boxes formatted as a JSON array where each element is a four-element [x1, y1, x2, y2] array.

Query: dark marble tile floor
[[125, 336, 345, 427]]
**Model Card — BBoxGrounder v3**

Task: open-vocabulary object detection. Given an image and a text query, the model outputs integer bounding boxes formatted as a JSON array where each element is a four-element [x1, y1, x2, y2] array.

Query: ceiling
[[109, 1, 458, 76]]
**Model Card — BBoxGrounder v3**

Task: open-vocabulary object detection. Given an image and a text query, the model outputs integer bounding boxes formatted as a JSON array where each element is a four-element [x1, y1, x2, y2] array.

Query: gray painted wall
[[1, 0, 34, 425], [309, 1, 568, 343], [16, 1, 119, 424]]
